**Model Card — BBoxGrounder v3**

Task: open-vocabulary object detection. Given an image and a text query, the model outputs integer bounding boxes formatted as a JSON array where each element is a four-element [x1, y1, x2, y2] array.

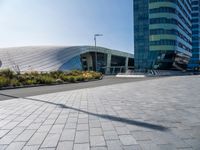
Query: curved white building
[[0, 46, 134, 74]]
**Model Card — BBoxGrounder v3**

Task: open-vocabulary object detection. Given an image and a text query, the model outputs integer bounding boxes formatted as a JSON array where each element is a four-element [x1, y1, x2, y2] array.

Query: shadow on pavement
[[0, 93, 168, 132]]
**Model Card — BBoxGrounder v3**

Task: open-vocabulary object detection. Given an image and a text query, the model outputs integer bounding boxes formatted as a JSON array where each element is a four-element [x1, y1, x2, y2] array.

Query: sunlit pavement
[[0, 75, 199, 150]]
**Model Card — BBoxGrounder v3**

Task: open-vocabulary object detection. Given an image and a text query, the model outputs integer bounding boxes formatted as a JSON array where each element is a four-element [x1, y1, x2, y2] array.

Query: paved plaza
[[0, 75, 200, 150]]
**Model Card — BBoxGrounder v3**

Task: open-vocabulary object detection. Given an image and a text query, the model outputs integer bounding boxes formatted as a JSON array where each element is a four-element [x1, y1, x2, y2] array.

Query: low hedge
[[35, 75, 56, 85], [10, 79, 21, 87], [0, 69, 15, 78], [0, 69, 102, 88], [0, 76, 10, 88]]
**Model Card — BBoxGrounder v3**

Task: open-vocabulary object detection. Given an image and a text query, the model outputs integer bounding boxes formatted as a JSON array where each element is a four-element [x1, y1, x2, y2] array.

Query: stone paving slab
[[0, 75, 200, 150]]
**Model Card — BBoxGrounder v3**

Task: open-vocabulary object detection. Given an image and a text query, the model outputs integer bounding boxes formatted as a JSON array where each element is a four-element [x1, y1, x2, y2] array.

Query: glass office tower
[[188, 0, 200, 70], [134, 0, 192, 71]]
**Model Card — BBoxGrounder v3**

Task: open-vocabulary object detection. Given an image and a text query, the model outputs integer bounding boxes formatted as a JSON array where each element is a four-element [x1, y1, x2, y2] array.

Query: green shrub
[[24, 79, 37, 85], [60, 75, 76, 83], [24, 71, 39, 76], [0, 76, 10, 87], [82, 72, 93, 80], [87, 71, 102, 79], [10, 79, 21, 87], [68, 76, 77, 83], [68, 70, 82, 76], [0, 69, 15, 79], [50, 71, 63, 78], [56, 79, 64, 84], [60, 74, 84, 82], [75, 75, 84, 81], [93, 72, 102, 79], [17, 75, 31, 84], [59, 74, 70, 82], [36, 75, 55, 84]]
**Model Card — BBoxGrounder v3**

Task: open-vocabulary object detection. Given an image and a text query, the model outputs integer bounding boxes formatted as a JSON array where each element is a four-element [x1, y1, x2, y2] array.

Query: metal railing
[[100, 66, 134, 75]]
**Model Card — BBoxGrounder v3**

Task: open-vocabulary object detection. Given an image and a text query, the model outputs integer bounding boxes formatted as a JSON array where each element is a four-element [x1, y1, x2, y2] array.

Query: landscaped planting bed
[[0, 69, 102, 89]]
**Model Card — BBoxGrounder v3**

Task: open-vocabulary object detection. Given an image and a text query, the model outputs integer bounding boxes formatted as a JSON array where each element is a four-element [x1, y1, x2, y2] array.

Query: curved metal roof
[[0, 46, 134, 72]]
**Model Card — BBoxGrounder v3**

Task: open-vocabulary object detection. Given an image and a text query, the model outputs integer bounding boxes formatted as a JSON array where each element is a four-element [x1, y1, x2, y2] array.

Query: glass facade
[[188, 0, 200, 69], [59, 55, 82, 71], [134, 0, 192, 71], [134, 0, 150, 70]]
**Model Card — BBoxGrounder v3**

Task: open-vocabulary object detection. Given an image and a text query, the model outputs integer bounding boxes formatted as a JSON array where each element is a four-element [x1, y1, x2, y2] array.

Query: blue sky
[[0, 0, 133, 53]]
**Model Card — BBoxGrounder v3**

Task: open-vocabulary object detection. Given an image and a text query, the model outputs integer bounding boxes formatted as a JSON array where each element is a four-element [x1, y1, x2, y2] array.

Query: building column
[[125, 57, 129, 72], [106, 53, 111, 74]]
